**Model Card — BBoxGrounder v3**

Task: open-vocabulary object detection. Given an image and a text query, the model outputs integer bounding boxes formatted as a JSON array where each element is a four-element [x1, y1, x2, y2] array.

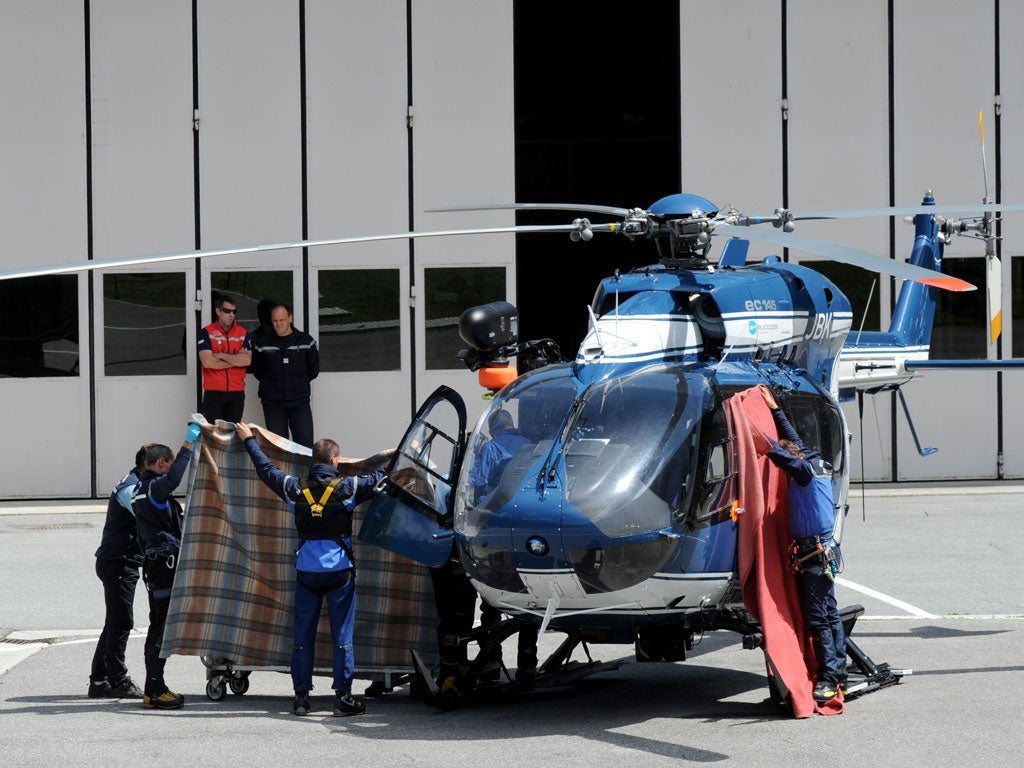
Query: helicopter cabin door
[[358, 385, 468, 567]]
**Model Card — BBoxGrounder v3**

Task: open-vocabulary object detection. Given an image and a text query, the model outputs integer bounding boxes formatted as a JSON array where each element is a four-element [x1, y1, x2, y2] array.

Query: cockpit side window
[[691, 404, 736, 525], [779, 392, 844, 472]]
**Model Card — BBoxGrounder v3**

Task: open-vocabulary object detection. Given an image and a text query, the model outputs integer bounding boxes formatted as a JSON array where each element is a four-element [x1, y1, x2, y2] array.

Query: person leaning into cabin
[[756, 384, 847, 703], [251, 302, 320, 448], [469, 409, 531, 504], [235, 422, 387, 717], [88, 445, 149, 700], [197, 293, 251, 423], [131, 425, 200, 710]]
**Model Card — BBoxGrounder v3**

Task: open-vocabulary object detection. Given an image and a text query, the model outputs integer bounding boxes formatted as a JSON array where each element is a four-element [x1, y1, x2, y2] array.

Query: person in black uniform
[[758, 385, 846, 703], [131, 425, 199, 710], [88, 446, 148, 700], [236, 421, 388, 717], [251, 303, 320, 448]]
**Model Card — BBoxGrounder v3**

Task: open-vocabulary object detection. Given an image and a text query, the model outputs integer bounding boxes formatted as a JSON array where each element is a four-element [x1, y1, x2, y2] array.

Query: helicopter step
[[747, 604, 908, 712], [410, 617, 624, 710]]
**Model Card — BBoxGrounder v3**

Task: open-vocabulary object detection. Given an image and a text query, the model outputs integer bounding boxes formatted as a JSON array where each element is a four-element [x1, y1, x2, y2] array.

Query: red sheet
[[725, 387, 843, 717]]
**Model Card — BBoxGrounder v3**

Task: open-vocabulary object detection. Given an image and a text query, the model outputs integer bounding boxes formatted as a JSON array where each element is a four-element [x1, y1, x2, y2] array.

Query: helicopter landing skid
[[410, 622, 623, 710], [838, 604, 909, 700], [752, 603, 908, 713]]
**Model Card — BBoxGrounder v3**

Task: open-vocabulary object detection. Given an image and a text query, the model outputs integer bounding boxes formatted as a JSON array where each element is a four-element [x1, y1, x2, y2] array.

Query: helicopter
[[357, 187, 1024, 713], [3, 177, 1023, 714]]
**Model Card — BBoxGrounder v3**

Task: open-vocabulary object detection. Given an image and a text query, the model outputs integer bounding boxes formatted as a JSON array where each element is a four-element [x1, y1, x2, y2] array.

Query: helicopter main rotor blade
[[0, 224, 580, 282], [428, 202, 634, 218], [715, 224, 976, 292], [792, 202, 1024, 221]]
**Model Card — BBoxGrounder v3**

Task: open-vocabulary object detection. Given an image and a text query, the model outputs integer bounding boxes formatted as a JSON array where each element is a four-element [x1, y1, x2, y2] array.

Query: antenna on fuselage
[[854, 279, 877, 347]]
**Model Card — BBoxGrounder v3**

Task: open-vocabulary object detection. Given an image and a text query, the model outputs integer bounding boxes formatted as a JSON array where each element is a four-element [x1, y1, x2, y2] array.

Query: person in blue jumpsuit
[[469, 409, 531, 505], [758, 385, 846, 703], [89, 446, 148, 700], [235, 422, 387, 717], [132, 426, 199, 710]]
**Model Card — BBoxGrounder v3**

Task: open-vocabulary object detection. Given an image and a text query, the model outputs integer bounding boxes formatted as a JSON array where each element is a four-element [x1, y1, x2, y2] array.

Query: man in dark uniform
[[251, 302, 320, 447], [235, 422, 388, 717], [758, 385, 846, 703], [88, 445, 148, 700], [131, 425, 200, 710]]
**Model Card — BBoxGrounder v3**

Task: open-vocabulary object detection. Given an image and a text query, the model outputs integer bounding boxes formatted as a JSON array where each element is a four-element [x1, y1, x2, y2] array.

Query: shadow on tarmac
[[2, 663, 788, 764]]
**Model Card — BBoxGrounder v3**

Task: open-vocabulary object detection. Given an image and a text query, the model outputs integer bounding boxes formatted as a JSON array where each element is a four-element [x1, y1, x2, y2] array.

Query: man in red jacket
[[197, 294, 252, 423]]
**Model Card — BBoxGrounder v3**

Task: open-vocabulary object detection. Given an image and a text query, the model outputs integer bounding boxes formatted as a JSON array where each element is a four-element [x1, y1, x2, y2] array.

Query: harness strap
[[299, 476, 343, 518], [788, 540, 840, 582]]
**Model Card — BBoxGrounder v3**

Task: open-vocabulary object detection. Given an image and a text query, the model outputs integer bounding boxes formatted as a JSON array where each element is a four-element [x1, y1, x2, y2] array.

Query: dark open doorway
[[513, 2, 681, 355]]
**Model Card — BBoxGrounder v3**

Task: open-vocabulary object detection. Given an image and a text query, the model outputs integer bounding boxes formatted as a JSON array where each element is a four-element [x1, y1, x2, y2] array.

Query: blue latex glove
[[185, 423, 201, 444]]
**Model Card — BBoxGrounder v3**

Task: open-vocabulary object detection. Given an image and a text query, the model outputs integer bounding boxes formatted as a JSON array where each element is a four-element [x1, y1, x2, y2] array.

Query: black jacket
[[132, 447, 192, 555], [251, 329, 320, 404], [95, 467, 143, 564]]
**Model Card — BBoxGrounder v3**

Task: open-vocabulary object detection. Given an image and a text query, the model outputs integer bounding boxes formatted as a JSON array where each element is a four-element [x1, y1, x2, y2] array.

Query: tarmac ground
[[1, 483, 1022, 768]]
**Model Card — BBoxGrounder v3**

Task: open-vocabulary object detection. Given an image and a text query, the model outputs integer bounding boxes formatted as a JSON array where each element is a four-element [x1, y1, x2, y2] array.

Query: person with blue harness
[[236, 422, 386, 717], [758, 385, 847, 703], [131, 426, 200, 710]]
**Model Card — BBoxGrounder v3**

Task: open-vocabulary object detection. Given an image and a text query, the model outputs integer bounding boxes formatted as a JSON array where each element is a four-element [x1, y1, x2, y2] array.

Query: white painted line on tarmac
[[0, 642, 46, 675], [835, 577, 938, 618]]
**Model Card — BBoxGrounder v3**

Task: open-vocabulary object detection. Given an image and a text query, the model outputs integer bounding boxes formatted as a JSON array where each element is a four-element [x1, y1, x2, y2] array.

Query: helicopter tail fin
[[885, 193, 942, 349], [836, 193, 942, 397]]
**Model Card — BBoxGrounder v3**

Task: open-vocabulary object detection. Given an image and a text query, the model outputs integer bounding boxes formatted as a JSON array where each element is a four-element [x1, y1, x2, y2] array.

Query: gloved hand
[[185, 423, 202, 445]]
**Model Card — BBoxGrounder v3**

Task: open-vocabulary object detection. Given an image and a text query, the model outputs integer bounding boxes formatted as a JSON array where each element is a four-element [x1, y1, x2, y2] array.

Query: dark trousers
[[262, 399, 314, 448], [795, 550, 847, 684], [141, 554, 176, 697], [292, 569, 356, 693], [200, 390, 245, 423], [429, 556, 478, 677], [90, 558, 140, 685]]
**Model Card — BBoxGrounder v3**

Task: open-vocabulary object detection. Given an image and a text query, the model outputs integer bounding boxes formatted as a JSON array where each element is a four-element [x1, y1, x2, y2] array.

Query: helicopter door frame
[[379, 384, 468, 520]]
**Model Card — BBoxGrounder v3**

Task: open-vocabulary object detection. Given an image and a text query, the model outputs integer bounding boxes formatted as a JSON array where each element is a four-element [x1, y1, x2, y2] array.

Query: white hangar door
[[411, 2, 517, 437], [196, 0, 304, 437], [892, 3, 997, 481], [304, 1, 413, 459], [91, 2, 197, 494], [786, 0, 892, 483], [998, 1, 1024, 481], [0, 5, 91, 496]]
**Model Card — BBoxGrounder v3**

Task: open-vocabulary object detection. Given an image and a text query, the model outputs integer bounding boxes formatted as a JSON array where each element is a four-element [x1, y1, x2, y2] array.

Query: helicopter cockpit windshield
[[455, 363, 716, 540], [559, 366, 711, 535]]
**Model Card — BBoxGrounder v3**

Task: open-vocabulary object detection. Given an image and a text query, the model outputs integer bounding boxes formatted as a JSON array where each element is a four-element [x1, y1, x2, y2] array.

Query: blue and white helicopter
[[3, 174, 1022, 711], [363, 187, 1024, 710]]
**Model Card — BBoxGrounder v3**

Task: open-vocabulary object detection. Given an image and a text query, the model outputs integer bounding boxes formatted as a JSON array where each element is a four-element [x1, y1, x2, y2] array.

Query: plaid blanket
[[164, 420, 438, 673]]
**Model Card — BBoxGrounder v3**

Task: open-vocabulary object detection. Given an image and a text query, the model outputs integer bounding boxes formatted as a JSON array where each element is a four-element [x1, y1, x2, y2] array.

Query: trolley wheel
[[206, 678, 227, 701], [229, 676, 250, 695]]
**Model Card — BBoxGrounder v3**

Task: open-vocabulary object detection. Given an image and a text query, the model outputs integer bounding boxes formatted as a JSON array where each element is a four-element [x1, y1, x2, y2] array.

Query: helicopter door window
[[705, 441, 727, 484], [424, 267, 505, 370], [0, 274, 79, 377], [316, 268, 400, 372], [101, 273, 187, 376]]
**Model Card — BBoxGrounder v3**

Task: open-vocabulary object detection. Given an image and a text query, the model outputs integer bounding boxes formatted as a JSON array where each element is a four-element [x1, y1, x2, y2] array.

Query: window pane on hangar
[[318, 268, 400, 372], [103, 272, 186, 376], [930, 257, 986, 360], [425, 267, 505, 370], [0, 275, 79, 377], [211, 271, 294, 333]]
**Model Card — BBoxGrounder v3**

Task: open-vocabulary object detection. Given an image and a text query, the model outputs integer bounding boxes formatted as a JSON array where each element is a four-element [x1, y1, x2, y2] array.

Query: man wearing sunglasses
[[197, 294, 252, 423]]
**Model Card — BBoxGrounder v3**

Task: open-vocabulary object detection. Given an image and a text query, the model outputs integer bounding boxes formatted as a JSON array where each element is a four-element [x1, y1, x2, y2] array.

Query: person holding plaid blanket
[[236, 422, 387, 717]]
